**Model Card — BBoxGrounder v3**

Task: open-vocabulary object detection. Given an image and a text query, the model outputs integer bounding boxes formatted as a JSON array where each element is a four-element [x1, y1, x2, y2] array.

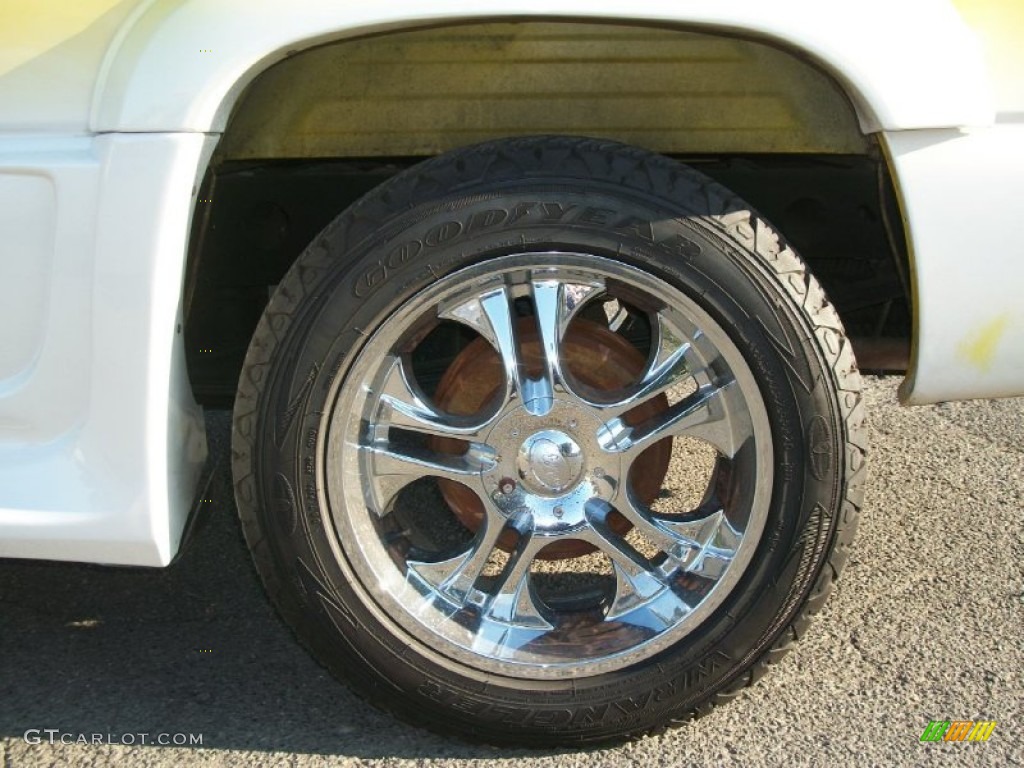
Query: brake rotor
[[429, 317, 672, 560]]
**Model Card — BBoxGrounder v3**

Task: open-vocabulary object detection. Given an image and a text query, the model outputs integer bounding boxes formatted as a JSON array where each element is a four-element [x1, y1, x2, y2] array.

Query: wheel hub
[[482, 399, 606, 541], [516, 429, 583, 495]]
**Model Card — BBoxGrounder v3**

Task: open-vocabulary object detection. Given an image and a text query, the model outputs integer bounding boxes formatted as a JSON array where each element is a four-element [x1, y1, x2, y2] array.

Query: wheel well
[[217, 21, 868, 160], [184, 21, 910, 406]]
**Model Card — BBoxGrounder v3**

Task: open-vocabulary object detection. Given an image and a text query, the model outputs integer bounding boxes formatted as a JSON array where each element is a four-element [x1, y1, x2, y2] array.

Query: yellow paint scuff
[[957, 314, 1010, 373]]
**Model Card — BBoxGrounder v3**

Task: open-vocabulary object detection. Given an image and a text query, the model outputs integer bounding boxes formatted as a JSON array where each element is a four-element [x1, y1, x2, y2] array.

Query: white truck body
[[1, 0, 1021, 565]]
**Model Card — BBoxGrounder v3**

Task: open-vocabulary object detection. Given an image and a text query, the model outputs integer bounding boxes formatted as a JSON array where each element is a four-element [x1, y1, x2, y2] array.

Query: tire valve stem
[[499, 478, 516, 495]]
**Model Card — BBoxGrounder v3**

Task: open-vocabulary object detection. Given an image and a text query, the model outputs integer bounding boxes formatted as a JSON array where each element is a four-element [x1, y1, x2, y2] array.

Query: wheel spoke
[[361, 442, 496, 512], [598, 379, 749, 459], [587, 313, 695, 416], [483, 523, 551, 629], [613, 488, 702, 566], [582, 503, 691, 622], [530, 278, 602, 410], [377, 355, 491, 441], [441, 287, 525, 411], [613, 489, 738, 581], [407, 510, 507, 609], [660, 508, 740, 581], [526, 279, 562, 412]]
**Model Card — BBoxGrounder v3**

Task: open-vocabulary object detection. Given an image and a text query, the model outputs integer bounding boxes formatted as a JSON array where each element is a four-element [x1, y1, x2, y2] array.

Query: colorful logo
[[920, 720, 997, 742]]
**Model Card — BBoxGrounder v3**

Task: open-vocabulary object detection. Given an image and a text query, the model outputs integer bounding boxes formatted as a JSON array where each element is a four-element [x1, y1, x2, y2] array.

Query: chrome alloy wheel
[[323, 252, 772, 678]]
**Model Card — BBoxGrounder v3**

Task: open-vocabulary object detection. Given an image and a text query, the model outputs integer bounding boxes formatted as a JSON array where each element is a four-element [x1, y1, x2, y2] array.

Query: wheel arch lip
[[90, 0, 993, 136]]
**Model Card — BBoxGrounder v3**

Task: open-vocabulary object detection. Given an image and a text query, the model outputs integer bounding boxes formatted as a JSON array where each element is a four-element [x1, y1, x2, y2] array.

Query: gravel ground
[[1, 377, 1021, 767]]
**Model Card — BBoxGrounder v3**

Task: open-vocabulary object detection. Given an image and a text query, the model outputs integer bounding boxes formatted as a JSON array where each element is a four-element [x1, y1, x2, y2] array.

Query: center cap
[[516, 430, 584, 495]]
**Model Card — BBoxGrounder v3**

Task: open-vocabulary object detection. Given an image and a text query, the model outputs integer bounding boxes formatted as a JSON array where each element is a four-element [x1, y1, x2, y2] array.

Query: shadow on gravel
[[0, 411, 560, 760]]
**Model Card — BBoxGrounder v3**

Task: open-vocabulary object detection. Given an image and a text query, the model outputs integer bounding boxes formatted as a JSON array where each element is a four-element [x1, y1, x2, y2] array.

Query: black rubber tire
[[232, 136, 866, 746]]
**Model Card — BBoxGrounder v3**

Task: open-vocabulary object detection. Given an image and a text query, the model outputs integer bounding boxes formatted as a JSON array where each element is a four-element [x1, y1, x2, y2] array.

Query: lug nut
[[499, 478, 516, 495], [554, 506, 564, 518]]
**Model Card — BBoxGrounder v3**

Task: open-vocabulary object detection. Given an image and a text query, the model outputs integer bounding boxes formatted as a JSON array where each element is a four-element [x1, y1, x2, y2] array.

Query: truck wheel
[[232, 136, 866, 745]]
